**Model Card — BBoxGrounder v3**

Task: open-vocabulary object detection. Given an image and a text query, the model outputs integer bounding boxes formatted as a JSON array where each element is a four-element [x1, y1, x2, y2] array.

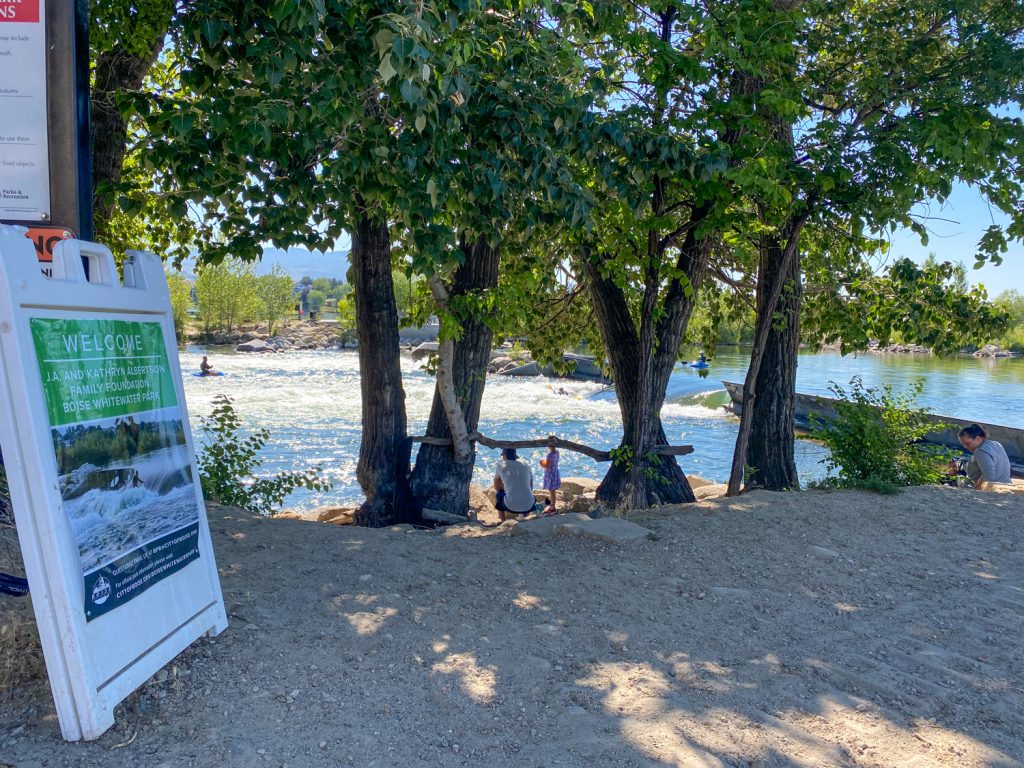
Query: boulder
[[489, 356, 513, 373], [565, 491, 597, 515], [558, 477, 600, 499], [237, 338, 275, 353], [469, 485, 498, 518], [976, 479, 1024, 494], [411, 342, 439, 361], [314, 506, 357, 525], [687, 475, 714, 490], [973, 344, 1017, 358], [498, 361, 542, 376], [694, 483, 727, 500]]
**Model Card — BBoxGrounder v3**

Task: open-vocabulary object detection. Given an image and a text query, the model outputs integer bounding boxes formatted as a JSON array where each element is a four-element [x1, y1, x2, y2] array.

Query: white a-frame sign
[[0, 226, 227, 741]]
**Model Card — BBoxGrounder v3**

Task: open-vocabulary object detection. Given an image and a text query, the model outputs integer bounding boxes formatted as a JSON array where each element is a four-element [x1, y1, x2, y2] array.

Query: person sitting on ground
[[200, 355, 214, 376], [539, 438, 561, 515], [953, 424, 1011, 487], [493, 448, 534, 522]]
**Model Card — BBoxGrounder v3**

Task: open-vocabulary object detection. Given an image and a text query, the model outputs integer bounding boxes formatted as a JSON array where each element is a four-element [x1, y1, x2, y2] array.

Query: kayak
[[191, 371, 226, 377], [689, 361, 710, 369]]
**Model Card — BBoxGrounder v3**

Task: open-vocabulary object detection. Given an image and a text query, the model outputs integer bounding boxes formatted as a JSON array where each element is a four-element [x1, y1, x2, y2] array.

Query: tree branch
[[410, 432, 694, 463], [427, 275, 472, 464]]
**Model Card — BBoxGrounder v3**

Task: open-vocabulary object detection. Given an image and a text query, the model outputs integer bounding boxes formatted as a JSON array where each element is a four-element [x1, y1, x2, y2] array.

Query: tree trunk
[[727, 214, 809, 496], [745, 238, 801, 490], [91, 39, 166, 240], [596, 419, 694, 505], [410, 237, 500, 517], [582, 251, 697, 509], [350, 208, 414, 526]]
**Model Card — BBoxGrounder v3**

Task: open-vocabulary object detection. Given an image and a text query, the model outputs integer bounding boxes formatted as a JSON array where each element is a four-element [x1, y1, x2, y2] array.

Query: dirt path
[[2, 485, 1023, 767]]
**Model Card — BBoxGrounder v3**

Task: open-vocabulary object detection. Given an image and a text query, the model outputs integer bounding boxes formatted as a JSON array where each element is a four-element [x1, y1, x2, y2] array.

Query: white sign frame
[[0, 228, 226, 741]]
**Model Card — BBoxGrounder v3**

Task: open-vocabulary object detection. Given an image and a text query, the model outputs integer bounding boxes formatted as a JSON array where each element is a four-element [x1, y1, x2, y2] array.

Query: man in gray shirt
[[493, 448, 535, 521], [958, 424, 1012, 486]]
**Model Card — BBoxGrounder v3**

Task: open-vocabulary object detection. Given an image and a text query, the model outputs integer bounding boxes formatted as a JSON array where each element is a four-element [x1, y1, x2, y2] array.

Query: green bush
[[197, 395, 331, 515], [808, 377, 953, 491]]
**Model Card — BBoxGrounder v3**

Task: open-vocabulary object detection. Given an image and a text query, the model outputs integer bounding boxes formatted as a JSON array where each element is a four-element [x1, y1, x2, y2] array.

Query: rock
[[488, 356, 513, 373], [976, 478, 1024, 494], [411, 342, 439, 361], [469, 485, 497, 518], [558, 477, 600, 499], [314, 506, 357, 525], [236, 339, 275, 353], [497, 361, 542, 376], [387, 524, 418, 532], [558, 516, 653, 543], [810, 545, 841, 559], [694, 483, 727, 500], [687, 475, 714, 490], [274, 509, 319, 522], [973, 344, 1017, 358], [565, 492, 597, 515]]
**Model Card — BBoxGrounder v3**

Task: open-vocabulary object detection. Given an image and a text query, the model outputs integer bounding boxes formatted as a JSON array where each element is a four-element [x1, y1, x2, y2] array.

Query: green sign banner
[[31, 316, 200, 621], [30, 318, 178, 426]]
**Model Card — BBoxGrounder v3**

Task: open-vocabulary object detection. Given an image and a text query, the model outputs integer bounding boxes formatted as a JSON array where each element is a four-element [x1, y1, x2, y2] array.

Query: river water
[[180, 346, 1024, 511]]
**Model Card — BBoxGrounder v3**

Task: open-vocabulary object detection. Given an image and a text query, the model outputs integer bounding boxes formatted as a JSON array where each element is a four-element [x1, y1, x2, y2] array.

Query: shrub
[[808, 376, 953, 490], [197, 395, 331, 515]]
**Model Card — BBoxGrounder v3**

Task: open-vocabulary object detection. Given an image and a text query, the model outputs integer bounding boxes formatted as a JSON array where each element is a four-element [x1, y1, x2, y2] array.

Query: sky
[[308, 187, 1024, 296], [887, 183, 1023, 296]]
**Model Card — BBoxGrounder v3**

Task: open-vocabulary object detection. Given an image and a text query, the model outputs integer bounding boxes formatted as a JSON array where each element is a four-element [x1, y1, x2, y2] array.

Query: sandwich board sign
[[0, 225, 226, 741]]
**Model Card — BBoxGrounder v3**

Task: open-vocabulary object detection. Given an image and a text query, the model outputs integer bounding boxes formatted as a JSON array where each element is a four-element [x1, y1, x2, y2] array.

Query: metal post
[[45, 0, 92, 241]]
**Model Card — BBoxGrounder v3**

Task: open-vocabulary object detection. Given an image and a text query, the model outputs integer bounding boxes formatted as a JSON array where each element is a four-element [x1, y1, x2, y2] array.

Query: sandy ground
[[2, 485, 1024, 768]]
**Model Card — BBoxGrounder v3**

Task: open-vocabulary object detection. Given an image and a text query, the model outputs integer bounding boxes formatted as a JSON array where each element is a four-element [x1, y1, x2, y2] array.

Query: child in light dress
[[539, 439, 561, 515]]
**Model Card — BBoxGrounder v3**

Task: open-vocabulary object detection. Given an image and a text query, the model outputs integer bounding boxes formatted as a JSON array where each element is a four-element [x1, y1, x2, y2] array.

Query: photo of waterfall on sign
[[52, 414, 198, 575]]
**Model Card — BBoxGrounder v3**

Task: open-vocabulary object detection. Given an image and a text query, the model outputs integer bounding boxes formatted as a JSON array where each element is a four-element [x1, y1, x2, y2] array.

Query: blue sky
[[318, 186, 1023, 296], [887, 183, 1023, 296]]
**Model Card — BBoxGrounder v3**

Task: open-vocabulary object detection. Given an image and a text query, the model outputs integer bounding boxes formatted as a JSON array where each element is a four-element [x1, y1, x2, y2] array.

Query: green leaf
[[378, 53, 397, 83]]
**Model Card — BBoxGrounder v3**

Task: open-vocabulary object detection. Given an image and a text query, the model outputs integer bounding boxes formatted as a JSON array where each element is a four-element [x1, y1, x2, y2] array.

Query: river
[[179, 346, 1024, 511]]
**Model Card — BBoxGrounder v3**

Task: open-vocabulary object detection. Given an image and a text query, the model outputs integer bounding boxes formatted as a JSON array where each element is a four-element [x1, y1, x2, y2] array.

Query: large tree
[[728, 0, 1024, 493], [406, 8, 594, 518], [144, 0, 595, 524], [546, 1, 800, 509]]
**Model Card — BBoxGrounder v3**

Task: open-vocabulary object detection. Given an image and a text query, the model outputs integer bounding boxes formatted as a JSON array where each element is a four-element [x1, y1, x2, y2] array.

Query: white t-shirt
[[494, 459, 534, 513]]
